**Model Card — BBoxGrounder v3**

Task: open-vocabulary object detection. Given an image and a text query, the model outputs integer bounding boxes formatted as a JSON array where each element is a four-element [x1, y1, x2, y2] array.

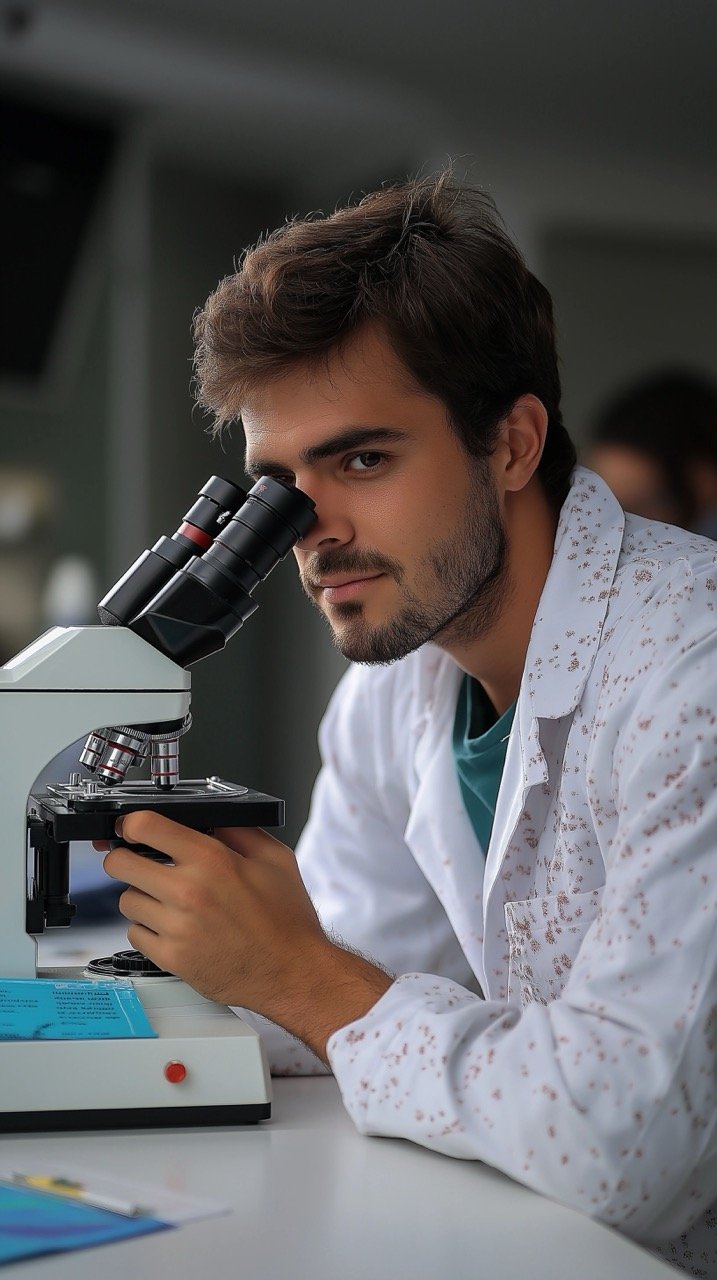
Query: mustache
[[302, 548, 403, 589]]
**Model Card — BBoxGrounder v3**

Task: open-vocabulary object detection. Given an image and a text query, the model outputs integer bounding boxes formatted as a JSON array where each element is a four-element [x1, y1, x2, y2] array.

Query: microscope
[[0, 475, 316, 1132]]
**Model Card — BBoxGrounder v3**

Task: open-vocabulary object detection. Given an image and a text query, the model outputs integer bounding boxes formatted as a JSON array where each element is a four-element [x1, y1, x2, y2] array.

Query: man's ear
[[494, 395, 548, 493]]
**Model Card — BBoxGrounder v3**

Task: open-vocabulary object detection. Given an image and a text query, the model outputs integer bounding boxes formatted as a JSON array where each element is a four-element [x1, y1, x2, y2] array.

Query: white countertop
[[0, 927, 675, 1277], [0, 1075, 676, 1278]]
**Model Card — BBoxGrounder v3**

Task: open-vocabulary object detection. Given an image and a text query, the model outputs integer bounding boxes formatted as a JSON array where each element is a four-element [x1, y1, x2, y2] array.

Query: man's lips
[[314, 572, 385, 602]]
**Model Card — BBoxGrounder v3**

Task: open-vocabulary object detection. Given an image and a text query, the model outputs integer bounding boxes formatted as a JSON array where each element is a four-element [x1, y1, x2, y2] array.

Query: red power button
[[164, 1060, 188, 1084]]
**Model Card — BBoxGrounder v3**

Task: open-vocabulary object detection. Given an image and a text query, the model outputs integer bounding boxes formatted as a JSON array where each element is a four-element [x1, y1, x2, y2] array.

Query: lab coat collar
[[483, 470, 625, 923], [523, 467, 625, 724], [404, 470, 626, 986], [408, 469, 625, 796]]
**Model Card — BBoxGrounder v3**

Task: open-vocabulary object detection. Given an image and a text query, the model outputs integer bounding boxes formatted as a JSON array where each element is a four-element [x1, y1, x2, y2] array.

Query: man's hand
[[100, 812, 392, 1062]]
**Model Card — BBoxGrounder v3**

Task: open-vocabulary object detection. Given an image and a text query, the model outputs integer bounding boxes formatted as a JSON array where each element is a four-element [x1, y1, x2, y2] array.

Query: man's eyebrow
[[244, 425, 411, 480]]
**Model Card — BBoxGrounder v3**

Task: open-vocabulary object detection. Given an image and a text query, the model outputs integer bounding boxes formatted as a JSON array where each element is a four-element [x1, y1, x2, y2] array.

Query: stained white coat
[[250, 470, 717, 1276]]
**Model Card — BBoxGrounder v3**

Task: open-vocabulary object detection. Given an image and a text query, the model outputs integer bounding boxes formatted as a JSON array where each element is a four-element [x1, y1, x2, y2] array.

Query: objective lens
[[130, 477, 316, 667], [79, 730, 108, 772], [95, 728, 150, 785], [98, 475, 246, 626]]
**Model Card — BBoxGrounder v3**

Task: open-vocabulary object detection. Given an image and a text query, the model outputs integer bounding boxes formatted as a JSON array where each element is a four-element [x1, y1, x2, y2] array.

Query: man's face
[[241, 326, 509, 664]]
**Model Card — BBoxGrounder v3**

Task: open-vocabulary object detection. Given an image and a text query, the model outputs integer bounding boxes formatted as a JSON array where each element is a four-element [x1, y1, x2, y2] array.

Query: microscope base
[[0, 1101, 271, 1133], [0, 967, 272, 1132]]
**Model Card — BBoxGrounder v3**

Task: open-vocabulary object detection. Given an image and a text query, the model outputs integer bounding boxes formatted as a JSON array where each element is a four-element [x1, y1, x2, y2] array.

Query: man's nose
[[295, 481, 353, 550]]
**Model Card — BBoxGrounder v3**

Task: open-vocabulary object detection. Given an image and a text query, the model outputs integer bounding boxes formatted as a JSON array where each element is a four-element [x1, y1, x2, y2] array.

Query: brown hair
[[194, 172, 576, 507]]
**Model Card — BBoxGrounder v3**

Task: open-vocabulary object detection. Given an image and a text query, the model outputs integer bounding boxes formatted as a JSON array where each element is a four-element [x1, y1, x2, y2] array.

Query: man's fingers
[[103, 844, 173, 895], [125, 922, 165, 970], [104, 813, 292, 868], [112, 810, 221, 865], [118, 885, 165, 933], [214, 825, 292, 862]]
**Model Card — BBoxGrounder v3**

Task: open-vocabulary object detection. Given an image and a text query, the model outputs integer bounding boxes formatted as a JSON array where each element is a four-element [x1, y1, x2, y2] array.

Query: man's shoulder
[[337, 645, 457, 697], [318, 647, 461, 779], [328, 646, 460, 728], [597, 515, 717, 678], [613, 514, 717, 608], [619, 513, 717, 573]]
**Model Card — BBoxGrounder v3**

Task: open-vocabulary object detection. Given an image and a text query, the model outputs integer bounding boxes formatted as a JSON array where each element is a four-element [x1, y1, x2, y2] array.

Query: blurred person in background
[[587, 369, 717, 537]]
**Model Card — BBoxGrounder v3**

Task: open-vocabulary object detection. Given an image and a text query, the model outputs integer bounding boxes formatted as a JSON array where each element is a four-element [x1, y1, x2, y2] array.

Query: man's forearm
[[103, 813, 394, 1062], [268, 942, 394, 1063]]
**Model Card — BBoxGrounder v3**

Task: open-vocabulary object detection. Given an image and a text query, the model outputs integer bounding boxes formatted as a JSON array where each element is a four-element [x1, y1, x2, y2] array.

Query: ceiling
[[1, 0, 715, 192]]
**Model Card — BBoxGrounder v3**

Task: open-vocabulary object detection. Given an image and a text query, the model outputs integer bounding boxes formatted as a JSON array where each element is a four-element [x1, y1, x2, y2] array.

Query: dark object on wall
[[0, 94, 116, 380]]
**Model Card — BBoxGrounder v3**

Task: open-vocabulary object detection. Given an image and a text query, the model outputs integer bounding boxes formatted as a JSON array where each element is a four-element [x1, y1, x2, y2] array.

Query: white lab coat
[[251, 469, 717, 1274]]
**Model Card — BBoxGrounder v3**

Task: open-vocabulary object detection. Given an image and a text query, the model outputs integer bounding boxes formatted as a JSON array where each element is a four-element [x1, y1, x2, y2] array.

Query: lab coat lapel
[[482, 706, 547, 906], [403, 659, 488, 983], [481, 469, 626, 1000]]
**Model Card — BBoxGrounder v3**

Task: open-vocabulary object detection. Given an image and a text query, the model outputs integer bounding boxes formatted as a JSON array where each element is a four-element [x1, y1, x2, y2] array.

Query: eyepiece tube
[[129, 477, 316, 666], [97, 475, 246, 626]]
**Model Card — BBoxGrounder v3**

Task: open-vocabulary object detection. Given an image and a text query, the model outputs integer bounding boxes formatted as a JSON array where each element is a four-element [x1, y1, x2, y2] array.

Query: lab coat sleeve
[[326, 627, 717, 1244], [297, 662, 482, 988], [237, 660, 480, 1075]]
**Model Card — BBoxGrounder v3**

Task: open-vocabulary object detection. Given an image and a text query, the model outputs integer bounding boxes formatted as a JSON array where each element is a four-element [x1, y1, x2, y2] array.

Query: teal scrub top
[[452, 675, 516, 855]]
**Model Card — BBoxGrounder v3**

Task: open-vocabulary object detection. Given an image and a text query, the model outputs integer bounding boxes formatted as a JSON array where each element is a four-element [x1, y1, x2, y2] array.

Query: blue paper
[[0, 1183, 169, 1264], [0, 979, 157, 1040]]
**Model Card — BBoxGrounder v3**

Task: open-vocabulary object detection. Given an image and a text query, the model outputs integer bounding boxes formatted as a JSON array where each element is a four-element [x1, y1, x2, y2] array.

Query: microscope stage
[[29, 777, 284, 841]]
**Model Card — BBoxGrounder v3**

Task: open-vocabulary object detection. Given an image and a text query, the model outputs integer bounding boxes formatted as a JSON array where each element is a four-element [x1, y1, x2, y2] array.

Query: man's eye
[[346, 452, 386, 472]]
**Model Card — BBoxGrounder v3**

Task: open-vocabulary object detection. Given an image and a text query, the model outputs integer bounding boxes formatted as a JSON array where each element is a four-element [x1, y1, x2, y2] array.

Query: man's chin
[[336, 642, 407, 667], [328, 616, 428, 666]]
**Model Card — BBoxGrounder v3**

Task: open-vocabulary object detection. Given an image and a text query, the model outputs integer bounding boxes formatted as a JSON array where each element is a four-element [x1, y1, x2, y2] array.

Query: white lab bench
[[0, 1075, 678, 1279], [0, 929, 678, 1278]]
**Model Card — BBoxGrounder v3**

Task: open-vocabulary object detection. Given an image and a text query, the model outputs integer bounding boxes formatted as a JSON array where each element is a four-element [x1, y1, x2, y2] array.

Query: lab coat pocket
[[505, 887, 603, 1007]]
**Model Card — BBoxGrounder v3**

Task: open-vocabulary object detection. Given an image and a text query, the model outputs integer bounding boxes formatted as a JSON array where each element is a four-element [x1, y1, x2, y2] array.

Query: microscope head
[[125, 475, 316, 668], [81, 474, 316, 789]]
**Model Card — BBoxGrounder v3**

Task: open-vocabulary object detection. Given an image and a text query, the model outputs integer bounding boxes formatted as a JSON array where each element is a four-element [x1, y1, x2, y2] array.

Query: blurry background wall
[[1, 0, 716, 842]]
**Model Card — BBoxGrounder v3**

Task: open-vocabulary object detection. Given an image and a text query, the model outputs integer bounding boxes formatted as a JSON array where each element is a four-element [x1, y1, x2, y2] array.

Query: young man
[[103, 176, 717, 1275]]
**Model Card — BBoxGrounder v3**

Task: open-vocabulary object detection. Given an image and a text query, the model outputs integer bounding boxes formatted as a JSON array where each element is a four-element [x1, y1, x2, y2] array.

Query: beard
[[299, 462, 510, 665]]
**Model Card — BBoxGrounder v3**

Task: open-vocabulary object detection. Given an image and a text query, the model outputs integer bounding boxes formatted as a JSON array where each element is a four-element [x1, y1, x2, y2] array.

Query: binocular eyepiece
[[98, 475, 316, 667]]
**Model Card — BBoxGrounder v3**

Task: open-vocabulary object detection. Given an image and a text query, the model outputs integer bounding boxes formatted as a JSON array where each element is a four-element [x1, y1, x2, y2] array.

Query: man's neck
[[442, 481, 560, 716]]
